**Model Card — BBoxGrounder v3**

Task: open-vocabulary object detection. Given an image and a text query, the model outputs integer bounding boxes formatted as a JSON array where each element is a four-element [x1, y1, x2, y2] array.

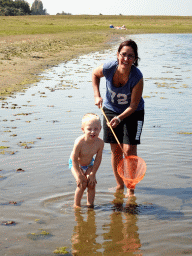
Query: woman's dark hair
[[118, 39, 140, 66]]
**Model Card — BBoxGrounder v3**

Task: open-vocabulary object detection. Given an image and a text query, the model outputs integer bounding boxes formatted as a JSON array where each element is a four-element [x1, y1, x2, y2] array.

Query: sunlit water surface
[[0, 34, 192, 255]]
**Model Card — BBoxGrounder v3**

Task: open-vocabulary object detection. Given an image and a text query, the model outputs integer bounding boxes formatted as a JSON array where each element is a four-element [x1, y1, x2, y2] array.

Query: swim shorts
[[103, 107, 144, 145], [68, 158, 94, 171]]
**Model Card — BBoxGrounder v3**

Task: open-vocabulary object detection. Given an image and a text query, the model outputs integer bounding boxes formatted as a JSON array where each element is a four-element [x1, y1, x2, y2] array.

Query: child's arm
[[71, 140, 87, 187], [86, 140, 104, 184]]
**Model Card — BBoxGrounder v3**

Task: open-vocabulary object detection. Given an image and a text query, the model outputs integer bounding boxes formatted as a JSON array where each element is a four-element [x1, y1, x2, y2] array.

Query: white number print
[[109, 90, 128, 105], [110, 90, 116, 103], [117, 93, 128, 105]]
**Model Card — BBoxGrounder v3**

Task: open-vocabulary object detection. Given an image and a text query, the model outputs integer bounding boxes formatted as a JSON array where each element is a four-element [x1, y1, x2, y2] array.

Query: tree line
[[0, 0, 47, 16]]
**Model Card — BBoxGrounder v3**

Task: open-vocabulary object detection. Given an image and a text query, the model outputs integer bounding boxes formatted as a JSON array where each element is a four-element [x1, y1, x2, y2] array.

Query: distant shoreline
[[0, 15, 192, 98]]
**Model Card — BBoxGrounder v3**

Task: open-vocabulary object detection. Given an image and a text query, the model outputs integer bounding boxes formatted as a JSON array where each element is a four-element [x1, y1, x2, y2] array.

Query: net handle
[[101, 107, 127, 156]]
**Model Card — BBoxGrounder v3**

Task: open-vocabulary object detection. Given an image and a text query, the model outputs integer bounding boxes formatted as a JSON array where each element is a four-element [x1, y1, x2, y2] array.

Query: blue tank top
[[103, 60, 144, 114]]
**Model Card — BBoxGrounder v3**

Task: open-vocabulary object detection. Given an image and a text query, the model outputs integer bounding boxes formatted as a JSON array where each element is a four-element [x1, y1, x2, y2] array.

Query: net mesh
[[117, 156, 146, 189]]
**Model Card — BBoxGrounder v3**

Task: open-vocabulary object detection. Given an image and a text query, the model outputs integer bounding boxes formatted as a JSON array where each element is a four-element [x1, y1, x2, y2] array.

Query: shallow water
[[0, 34, 192, 255]]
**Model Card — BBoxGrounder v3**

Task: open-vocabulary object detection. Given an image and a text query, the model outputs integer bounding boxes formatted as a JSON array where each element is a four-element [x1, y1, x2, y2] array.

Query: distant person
[[69, 113, 104, 208], [121, 25, 127, 29], [112, 25, 127, 30], [92, 39, 144, 197]]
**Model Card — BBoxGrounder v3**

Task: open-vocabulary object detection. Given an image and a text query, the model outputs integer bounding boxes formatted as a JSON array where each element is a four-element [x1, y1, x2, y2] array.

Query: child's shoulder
[[96, 137, 104, 148], [74, 135, 85, 145]]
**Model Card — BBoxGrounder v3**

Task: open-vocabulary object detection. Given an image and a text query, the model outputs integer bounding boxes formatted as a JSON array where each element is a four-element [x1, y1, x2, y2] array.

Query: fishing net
[[117, 155, 146, 189]]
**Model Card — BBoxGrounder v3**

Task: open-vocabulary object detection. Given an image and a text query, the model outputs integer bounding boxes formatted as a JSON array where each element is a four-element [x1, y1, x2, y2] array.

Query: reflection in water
[[102, 193, 142, 255], [71, 208, 102, 255], [71, 192, 142, 255]]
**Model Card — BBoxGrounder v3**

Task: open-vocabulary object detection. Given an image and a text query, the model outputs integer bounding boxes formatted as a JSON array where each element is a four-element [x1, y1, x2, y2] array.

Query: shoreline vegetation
[[0, 15, 192, 98]]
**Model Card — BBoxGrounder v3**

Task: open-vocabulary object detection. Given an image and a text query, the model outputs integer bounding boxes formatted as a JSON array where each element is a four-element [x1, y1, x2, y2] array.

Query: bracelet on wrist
[[116, 116, 121, 123]]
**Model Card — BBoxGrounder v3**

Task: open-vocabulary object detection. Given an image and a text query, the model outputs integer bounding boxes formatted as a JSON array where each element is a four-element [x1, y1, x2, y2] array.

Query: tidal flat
[[0, 33, 192, 255], [0, 15, 192, 97]]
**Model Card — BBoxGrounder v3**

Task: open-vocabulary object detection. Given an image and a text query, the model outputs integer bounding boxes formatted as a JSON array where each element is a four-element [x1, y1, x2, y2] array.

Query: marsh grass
[[0, 15, 192, 97]]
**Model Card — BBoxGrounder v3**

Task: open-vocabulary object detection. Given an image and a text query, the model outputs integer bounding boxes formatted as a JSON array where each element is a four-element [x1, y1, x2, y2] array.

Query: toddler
[[69, 113, 104, 208]]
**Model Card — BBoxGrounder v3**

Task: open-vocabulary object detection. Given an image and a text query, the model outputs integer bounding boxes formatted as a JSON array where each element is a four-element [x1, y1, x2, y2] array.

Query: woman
[[92, 39, 144, 196]]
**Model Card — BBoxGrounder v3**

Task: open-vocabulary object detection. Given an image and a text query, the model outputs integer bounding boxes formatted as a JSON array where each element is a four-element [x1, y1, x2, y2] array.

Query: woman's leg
[[110, 143, 124, 190], [123, 144, 137, 156], [123, 144, 137, 196], [111, 142, 138, 195]]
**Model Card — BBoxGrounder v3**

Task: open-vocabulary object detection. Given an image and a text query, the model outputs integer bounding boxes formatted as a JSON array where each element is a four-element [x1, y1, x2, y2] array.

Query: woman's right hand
[[92, 65, 104, 109], [94, 96, 103, 109]]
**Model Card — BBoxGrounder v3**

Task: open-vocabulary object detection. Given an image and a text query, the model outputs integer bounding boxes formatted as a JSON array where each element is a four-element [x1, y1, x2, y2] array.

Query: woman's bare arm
[[92, 65, 104, 108]]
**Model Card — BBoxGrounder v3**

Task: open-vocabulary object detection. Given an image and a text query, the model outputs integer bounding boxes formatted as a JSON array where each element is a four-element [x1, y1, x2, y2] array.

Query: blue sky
[[28, 0, 192, 16]]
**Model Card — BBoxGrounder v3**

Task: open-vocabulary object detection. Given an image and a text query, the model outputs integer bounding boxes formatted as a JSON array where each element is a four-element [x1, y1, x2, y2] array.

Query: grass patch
[[1, 15, 192, 36]]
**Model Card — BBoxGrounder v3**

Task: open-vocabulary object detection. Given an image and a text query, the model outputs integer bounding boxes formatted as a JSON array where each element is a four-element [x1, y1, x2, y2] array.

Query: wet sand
[[0, 33, 112, 98]]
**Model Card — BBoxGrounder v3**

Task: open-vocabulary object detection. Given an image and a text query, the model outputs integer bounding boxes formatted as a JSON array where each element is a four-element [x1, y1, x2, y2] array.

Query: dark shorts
[[103, 107, 144, 145]]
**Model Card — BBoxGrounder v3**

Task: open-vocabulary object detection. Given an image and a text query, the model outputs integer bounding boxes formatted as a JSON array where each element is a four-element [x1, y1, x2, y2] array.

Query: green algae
[[53, 246, 69, 254], [14, 112, 33, 116], [0, 145, 16, 155], [143, 95, 152, 98], [177, 132, 192, 135], [27, 230, 51, 240], [18, 141, 35, 148], [0, 146, 9, 149], [0, 150, 16, 155]]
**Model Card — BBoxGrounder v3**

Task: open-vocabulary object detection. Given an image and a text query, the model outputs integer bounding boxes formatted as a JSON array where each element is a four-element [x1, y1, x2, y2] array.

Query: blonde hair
[[82, 113, 101, 127]]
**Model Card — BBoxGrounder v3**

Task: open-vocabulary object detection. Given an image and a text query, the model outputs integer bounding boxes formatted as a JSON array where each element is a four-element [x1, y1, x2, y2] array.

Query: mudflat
[[0, 15, 192, 98]]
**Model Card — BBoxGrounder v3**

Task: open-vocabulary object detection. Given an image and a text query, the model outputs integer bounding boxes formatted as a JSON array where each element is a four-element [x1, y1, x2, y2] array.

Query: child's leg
[[71, 167, 87, 207], [87, 182, 96, 208], [85, 166, 96, 207], [74, 186, 86, 207]]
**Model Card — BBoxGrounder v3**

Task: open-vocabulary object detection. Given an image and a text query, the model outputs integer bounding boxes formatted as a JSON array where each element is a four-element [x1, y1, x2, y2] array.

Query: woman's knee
[[110, 143, 123, 162], [123, 144, 137, 156]]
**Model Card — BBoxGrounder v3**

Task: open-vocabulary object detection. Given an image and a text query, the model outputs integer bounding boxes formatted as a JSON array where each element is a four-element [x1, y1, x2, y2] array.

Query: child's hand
[[77, 174, 87, 188], [85, 167, 97, 185], [87, 172, 97, 186], [85, 166, 93, 176]]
